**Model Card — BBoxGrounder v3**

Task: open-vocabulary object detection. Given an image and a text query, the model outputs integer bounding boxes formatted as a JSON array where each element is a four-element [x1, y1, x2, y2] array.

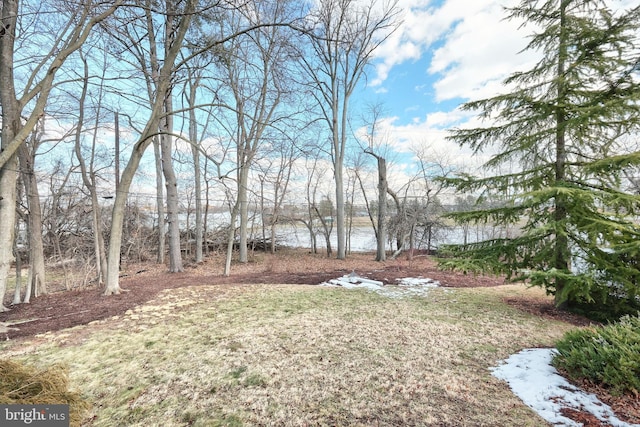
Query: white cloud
[[372, 1, 489, 77], [370, 0, 452, 87], [429, 1, 541, 102], [372, 0, 535, 102], [373, 107, 498, 178]]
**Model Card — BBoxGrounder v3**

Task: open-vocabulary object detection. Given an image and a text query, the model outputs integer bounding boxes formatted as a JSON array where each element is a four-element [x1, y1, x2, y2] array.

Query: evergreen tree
[[441, 0, 640, 310]]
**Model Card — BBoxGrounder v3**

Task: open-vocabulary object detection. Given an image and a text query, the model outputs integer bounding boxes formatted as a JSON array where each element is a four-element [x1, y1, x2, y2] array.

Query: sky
[[361, 0, 529, 170], [361, 0, 638, 174], [35, 0, 637, 204]]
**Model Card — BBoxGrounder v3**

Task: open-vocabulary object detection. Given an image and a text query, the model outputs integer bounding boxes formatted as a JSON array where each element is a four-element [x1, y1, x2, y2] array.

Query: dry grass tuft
[[3, 283, 576, 426], [0, 359, 90, 426]]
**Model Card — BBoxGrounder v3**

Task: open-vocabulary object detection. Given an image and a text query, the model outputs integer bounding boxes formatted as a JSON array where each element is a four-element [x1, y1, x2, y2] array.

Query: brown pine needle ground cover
[[2, 281, 580, 426]]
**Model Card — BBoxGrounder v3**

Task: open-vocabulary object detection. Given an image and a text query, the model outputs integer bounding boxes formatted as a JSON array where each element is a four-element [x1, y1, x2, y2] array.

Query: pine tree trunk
[[554, 0, 570, 308]]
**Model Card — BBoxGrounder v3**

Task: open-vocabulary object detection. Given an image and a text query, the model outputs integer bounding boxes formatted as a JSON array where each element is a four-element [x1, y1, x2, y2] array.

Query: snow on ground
[[491, 348, 640, 427], [321, 276, 638, 427], [318, 274, 441, 298]]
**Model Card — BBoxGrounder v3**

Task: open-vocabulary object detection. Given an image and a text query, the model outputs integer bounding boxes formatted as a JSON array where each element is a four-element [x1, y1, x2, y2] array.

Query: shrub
[[553, 314, 640, 396], [568, 292, 640, 323]]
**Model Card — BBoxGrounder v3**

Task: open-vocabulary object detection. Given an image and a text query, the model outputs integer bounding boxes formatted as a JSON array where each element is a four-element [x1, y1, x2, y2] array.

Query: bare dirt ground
[[1, 250, 637, 426]]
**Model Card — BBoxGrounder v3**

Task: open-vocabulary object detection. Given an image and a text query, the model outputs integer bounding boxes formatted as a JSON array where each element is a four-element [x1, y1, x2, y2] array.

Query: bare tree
[[17, 120, 47, 302], [42, 160, 81, 289], [314, 196, 335, 257], [387, 145, 451, 259], [110, 0, 184, 272], [104, 0, 196, 295], [213, 1, 298, 272], [298, 154, 334, 256], [183, 62, 208, 263], [73, 50, 110, 286], [258, 139, 299, 253], [0, 0, 122, 309], [357, 103, 394, 261], [300, 0, 399, 260], [285, 154, 327, 254]]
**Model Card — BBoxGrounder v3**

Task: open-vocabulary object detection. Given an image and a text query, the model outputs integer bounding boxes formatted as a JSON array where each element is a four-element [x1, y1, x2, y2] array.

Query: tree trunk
[[189, 82, 203, 263], [75, 54, 107, 285], [105, 139, 156, 294], [18, 143, 46, 299], [334, 159, 345, 259], [238, 167, 250, 263], [314, 205, 333, 257], [193, 152, 203, 263], [376, 156, 387, 261], [160, 108, 183, 273], [154, 137, 166, 264], [203, 160, 212, 256], [158, 0, 182, 273], [259, 177, 268, 253], [92, 193, 107, 284], [0, 0, 20, 310], [554, 0, 570, 307], [386, 187, 403, 255], [12, 221, 22, 305], [408, 224, 416, 260], [224, 200, 241, 276], [331, 68, 346, 260]]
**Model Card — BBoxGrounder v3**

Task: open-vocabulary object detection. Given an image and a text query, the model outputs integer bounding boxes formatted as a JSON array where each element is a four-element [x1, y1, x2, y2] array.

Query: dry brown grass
[[2, 283, 576, 426], [0, 359, 90, 426]]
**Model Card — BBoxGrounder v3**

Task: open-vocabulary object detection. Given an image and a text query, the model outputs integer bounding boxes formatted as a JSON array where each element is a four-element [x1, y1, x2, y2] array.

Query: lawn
[[1, 283, 576, 426]]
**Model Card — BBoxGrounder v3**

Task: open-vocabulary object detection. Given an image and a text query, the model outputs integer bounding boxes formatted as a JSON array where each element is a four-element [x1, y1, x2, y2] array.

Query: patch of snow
[[319, 274, 442, 298], [396, 277, 440, 287], [491, 348, 639, 427]]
